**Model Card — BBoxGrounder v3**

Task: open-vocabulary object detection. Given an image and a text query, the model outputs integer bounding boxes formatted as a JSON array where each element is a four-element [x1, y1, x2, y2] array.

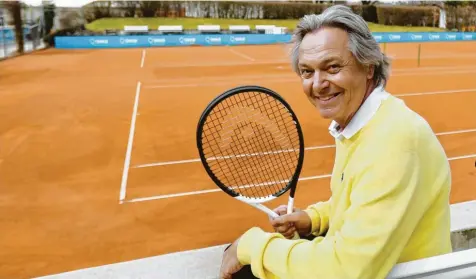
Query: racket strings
[[200, 90, 301, 199]]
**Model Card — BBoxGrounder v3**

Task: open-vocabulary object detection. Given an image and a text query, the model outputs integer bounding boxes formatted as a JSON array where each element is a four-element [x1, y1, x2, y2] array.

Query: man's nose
[[311, 71, 329, 95]]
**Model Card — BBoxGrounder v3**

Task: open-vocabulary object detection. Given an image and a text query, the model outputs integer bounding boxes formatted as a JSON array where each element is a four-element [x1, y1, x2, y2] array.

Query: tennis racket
[[196, 85, 305, 240]]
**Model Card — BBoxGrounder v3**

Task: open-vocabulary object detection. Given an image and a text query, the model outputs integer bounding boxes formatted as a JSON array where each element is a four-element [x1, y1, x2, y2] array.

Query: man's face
[[298, 27, 374, 127]]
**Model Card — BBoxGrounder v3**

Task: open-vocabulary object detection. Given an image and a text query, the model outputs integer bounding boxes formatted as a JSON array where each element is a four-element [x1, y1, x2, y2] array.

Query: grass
[[86, 17, 444, 32]]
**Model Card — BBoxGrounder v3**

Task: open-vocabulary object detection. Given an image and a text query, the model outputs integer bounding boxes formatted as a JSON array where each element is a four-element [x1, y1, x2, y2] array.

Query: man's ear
[[367, 65, 375, 80]]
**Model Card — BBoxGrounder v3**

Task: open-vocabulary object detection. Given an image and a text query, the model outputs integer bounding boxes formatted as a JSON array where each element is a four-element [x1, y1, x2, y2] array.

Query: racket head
[[196, 85, 305, 201]]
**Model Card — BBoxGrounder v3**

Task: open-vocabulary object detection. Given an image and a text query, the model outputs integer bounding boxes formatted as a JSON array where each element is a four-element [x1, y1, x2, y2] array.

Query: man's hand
[[270, 205, 312, 239], [220, 238, 244, 279]]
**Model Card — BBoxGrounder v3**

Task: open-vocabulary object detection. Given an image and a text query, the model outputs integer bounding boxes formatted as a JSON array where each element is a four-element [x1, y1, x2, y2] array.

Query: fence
[[0, 24, 45, 60]]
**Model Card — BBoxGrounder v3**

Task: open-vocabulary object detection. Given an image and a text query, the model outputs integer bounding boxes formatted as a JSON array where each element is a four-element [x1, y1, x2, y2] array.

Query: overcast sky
[[22, 0, 93, 7]]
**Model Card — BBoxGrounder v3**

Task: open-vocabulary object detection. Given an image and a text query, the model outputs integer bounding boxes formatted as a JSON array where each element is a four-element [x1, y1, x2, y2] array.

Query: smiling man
[[219, 5, 453, 279]]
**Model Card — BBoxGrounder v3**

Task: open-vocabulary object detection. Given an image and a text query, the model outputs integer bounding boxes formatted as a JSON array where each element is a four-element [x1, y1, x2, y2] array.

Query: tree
[[114, 1, 138, 17], [42, 0, 56, 35], [4, 1, 24, 54]]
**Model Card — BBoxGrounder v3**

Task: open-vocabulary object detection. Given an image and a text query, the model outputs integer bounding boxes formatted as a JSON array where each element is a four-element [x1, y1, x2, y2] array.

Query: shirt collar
[[328, 86, 390, 140]]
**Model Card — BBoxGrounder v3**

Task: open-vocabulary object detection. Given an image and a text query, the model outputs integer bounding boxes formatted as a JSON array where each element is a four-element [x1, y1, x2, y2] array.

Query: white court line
[[144, 69, 476, 89], [125, 174, 332, 203], [228, 48, 255, 62], [132, 128, 476, 170], [134, 144, 337, 168], [119, 81, 142, 203], [437, 128, 476, 136], [448, 154, 476, 161], [396, 88, 476, 97], [124, 153, 475, 204], [140, 65, 476, 87], [140, 49, 146, 68]]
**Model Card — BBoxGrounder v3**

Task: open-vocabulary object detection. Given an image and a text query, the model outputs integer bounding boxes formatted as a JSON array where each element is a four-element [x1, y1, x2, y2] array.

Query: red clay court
[[0, 41, 475, 278]]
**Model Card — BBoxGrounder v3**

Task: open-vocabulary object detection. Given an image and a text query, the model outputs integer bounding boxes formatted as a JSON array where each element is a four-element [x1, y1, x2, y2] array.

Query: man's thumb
[[281, 212, 302, 223]]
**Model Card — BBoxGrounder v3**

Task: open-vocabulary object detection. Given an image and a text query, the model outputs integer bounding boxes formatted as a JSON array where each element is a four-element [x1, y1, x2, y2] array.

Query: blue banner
[[371, 32, 476, 43], [55, 34, 292, 49], [54, 32, 476, 49], [0, 26, 33, 43]]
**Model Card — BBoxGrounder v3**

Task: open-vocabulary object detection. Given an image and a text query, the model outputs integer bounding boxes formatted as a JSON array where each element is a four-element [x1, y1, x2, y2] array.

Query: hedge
[[376, 6, 440, 28], [80, 1, 447, 28]]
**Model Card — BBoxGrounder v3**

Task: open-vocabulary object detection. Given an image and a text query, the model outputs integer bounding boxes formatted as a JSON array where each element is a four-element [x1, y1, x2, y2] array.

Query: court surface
[[0, 41, 475, 278]]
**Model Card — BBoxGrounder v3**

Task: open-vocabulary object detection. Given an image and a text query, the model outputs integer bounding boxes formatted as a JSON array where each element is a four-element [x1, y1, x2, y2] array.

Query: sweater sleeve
[[236, 136, 432, 279], [303, 199, 331, 236]]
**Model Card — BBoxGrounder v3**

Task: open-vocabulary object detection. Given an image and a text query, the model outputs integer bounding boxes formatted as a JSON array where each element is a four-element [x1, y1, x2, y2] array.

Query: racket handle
[[287, 197, 294, 215], [246, 202, 301, 240], [287, 197, 300, 240]]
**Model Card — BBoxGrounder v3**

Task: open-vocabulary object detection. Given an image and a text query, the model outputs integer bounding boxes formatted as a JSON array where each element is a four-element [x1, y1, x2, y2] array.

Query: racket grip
[[287, 197, 300, 240], [287, 197, 294, 215]]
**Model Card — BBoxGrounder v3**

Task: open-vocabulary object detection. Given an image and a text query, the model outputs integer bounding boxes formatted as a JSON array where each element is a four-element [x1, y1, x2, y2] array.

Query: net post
[[383, 42, 387, 54], [417, 43, 421, 67]]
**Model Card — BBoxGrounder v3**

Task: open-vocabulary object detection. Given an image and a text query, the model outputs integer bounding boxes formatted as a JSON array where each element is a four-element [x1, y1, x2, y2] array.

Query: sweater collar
[[329, 86, 390, 141]]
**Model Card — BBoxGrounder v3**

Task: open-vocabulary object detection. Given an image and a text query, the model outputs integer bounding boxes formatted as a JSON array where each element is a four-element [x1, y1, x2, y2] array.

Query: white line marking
[[125, 153, 475, 204], [396, 88, 476, 97], [135, 158, 202, 168], [144, 70, 476, 88], [448, 154, 476, 161], [132, 128, 476, 169], [133, 145, 336, 168], [119, 81, 142, 203], [140, 49, 146, 68], [125, 174, 332, 203], [436, 128, 476, 136], [228, 48, 255, 61]]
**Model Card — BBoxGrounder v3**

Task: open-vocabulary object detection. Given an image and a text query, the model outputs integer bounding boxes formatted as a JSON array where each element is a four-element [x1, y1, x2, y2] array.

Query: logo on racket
[[219, 106, 293, 150]]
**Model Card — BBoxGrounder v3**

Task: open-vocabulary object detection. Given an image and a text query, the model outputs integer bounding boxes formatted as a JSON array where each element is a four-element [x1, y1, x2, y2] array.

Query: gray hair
[[290, 5, 391, 88]]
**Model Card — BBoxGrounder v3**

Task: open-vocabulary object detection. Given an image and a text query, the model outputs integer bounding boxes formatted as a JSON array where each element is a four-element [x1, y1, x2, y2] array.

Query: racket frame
[[196, 85, 305, 238]]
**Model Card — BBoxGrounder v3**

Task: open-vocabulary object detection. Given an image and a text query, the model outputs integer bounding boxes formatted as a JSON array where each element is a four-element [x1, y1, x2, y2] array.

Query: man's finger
[[275, 223, 294, 233], [273, 205, 288, 216], [271, 213, 300, 227]]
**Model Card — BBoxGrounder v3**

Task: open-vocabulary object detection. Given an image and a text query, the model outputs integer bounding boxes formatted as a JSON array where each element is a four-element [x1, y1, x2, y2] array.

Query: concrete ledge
[[35, 201, 476, 279]]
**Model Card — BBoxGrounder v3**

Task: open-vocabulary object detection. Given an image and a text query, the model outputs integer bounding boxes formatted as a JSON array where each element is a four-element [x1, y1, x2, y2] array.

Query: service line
[[124, 153, 476, 204], [132, 128, 476, 169]]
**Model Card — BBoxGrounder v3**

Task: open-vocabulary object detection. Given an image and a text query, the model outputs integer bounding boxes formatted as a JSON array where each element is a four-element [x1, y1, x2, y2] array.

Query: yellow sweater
[[237, 95, 452, 279]]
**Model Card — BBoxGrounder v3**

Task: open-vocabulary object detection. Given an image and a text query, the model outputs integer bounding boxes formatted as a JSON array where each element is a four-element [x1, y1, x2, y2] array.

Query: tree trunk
[[6, 1, 24, 54]]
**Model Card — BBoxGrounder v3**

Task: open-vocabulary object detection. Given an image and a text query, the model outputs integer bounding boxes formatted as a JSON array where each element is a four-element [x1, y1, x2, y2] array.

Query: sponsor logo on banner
[[230, 36, 246, 43], [388, 34, 401, 41], [179, 37, 196, 45], [89, 38, 109, 46], [463, 34, 473, 40], [148, 37, 166, 45], [429, 34, 440, 40], [411, 34, 423, 40], [120, 38, 138, 45], [205, 36, 222, 44], [445, 34, 457, 40], [373, 35, 383, 42]]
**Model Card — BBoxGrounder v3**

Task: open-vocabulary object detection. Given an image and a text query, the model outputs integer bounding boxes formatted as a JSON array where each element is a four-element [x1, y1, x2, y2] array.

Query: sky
[[21, 0, 94, 7]]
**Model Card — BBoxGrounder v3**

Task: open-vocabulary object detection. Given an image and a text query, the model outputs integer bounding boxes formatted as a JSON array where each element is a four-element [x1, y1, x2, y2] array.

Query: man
[[220, 4, 452, 279]]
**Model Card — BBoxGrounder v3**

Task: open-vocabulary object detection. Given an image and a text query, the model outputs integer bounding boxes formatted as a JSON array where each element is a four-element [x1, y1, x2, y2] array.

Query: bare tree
[[4, 1, 24, 54]]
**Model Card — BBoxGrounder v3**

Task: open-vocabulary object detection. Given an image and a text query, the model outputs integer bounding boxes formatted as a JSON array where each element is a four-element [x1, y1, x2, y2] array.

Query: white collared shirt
[[329, 86, 391, 140]]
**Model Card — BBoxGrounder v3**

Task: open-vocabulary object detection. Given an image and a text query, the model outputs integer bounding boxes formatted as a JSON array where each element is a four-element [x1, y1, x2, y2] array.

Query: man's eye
[[300, 69, 313, 77], [328, 64, 341, 73]]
